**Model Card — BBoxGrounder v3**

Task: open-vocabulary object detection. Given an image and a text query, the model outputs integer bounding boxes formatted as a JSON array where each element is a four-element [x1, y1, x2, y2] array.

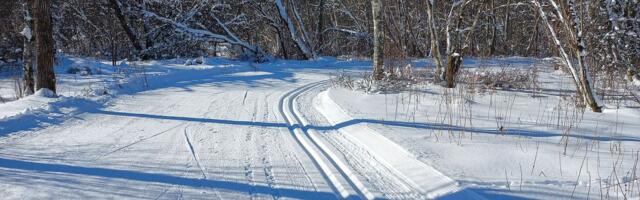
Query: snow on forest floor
[[321, 59, 640, 199], [0, 56, 638, 199]]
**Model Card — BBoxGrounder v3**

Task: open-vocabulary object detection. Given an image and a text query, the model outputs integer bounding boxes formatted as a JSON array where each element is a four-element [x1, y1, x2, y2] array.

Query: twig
[[531, 141, 539, 175], [571, 145, 588, 198], [505, 169, 511, 192]]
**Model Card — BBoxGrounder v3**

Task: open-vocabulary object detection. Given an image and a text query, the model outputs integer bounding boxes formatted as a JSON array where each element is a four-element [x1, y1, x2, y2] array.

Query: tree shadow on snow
[[0, 59, 369, 136], [92, 110, 640, 143], [0, 157, 342, 199]]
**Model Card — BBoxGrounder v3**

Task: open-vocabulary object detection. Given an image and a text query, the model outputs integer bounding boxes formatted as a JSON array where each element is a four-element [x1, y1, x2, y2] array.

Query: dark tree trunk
[[34, 0, 56, 93], [315, 0, 325, 51], [276, 27, 289, 59], [488, 0, 497, 56], [504, 0, 512, 54], [445, 53, 461, 88]]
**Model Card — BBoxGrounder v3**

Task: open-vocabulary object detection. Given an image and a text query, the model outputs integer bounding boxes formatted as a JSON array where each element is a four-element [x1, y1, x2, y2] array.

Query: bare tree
[[34, 0, 56, 93], [275, 0, 316, 60], [531, 0, 602, 112]]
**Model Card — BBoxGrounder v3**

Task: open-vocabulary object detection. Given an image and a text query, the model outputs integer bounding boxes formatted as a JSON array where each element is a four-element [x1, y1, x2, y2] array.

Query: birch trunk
[[567, 0, 602, 112], [372, 0, 384, 80], [532, 0, 602, 112]]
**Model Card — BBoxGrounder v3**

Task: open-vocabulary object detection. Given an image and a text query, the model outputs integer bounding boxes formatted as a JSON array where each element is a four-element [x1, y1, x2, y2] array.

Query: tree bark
[[445, 53, 461, 88], [567, 0, 602, 112], [504, 0, 512, 54], [34, 0, 56, 93], [371, 0, 384, 80], [488, 0, 497, 56], [22, 0, 35, 96], [532, 0, 602, 112], [315, 0, 325, 51]]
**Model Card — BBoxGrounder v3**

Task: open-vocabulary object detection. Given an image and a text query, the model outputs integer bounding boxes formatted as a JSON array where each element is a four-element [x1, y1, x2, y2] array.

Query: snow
[[314, 90, 482, 199], [321, 61, 640, 199], [0, 56, 638, 199], [20, 26, 32, 41]]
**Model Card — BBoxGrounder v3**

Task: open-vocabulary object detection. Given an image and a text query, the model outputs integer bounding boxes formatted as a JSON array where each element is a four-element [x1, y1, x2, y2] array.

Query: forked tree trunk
[[275, 0, 316, 60], [371, 0, 384, 80], [22, 0, 35, 95], [443, 1, 476, 89], [531, 0, 602, 112], [567, 0, 602, 112], [34, 0, 56, 93]]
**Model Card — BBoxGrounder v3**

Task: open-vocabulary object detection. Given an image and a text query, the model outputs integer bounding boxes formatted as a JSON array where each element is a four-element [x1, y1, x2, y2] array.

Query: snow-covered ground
[[315, 60, 640, 199], [0, 56, 638, 199]]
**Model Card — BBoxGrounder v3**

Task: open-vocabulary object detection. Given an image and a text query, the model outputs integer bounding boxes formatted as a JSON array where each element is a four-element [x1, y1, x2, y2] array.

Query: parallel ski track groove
[[279, 80, 373, 199]]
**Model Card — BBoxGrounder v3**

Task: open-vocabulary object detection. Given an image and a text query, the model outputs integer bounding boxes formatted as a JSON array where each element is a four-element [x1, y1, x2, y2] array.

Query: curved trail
[[279, 81, 373, 199], [289, 80, 485, 199], [0, 66, 485, 199]]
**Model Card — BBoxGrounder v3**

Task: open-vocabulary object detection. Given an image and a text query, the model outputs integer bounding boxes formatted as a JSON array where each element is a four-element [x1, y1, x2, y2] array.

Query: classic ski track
[[271, 95, 320, 194], [295, 85, 426, 199], [321, 131, 421, 199], [292, 80, 481, 199], [279, 80, 373, 199], [291, 81, 424, 199], [313, 88, 489, 200]]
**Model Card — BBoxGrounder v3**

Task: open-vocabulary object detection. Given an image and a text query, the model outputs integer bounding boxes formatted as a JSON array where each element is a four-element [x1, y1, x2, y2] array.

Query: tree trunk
[[425, 0, 443, 81], [531, 0, 602, 112], [504, 0, 512, 54], [488, 0, 497, 56], [275, 0, 315, 60], [568, 0, 602, 112], [22, 0, 35, 96], [315, 0, 325, 51], [276, 27, 289, 59], [371, 0, 384, 80], [34, 0, 56, 93], [445, 53, 461, 88]]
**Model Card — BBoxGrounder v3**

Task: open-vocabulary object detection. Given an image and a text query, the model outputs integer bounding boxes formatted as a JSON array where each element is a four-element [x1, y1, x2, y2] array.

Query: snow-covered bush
[[459, 66, 540, 92], [331, 70, 416, 93], [185, 57, 209, 66]]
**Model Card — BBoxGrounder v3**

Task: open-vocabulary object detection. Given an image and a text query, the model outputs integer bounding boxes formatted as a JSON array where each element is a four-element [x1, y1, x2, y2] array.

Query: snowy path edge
[[314, 88, 487, 200]]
